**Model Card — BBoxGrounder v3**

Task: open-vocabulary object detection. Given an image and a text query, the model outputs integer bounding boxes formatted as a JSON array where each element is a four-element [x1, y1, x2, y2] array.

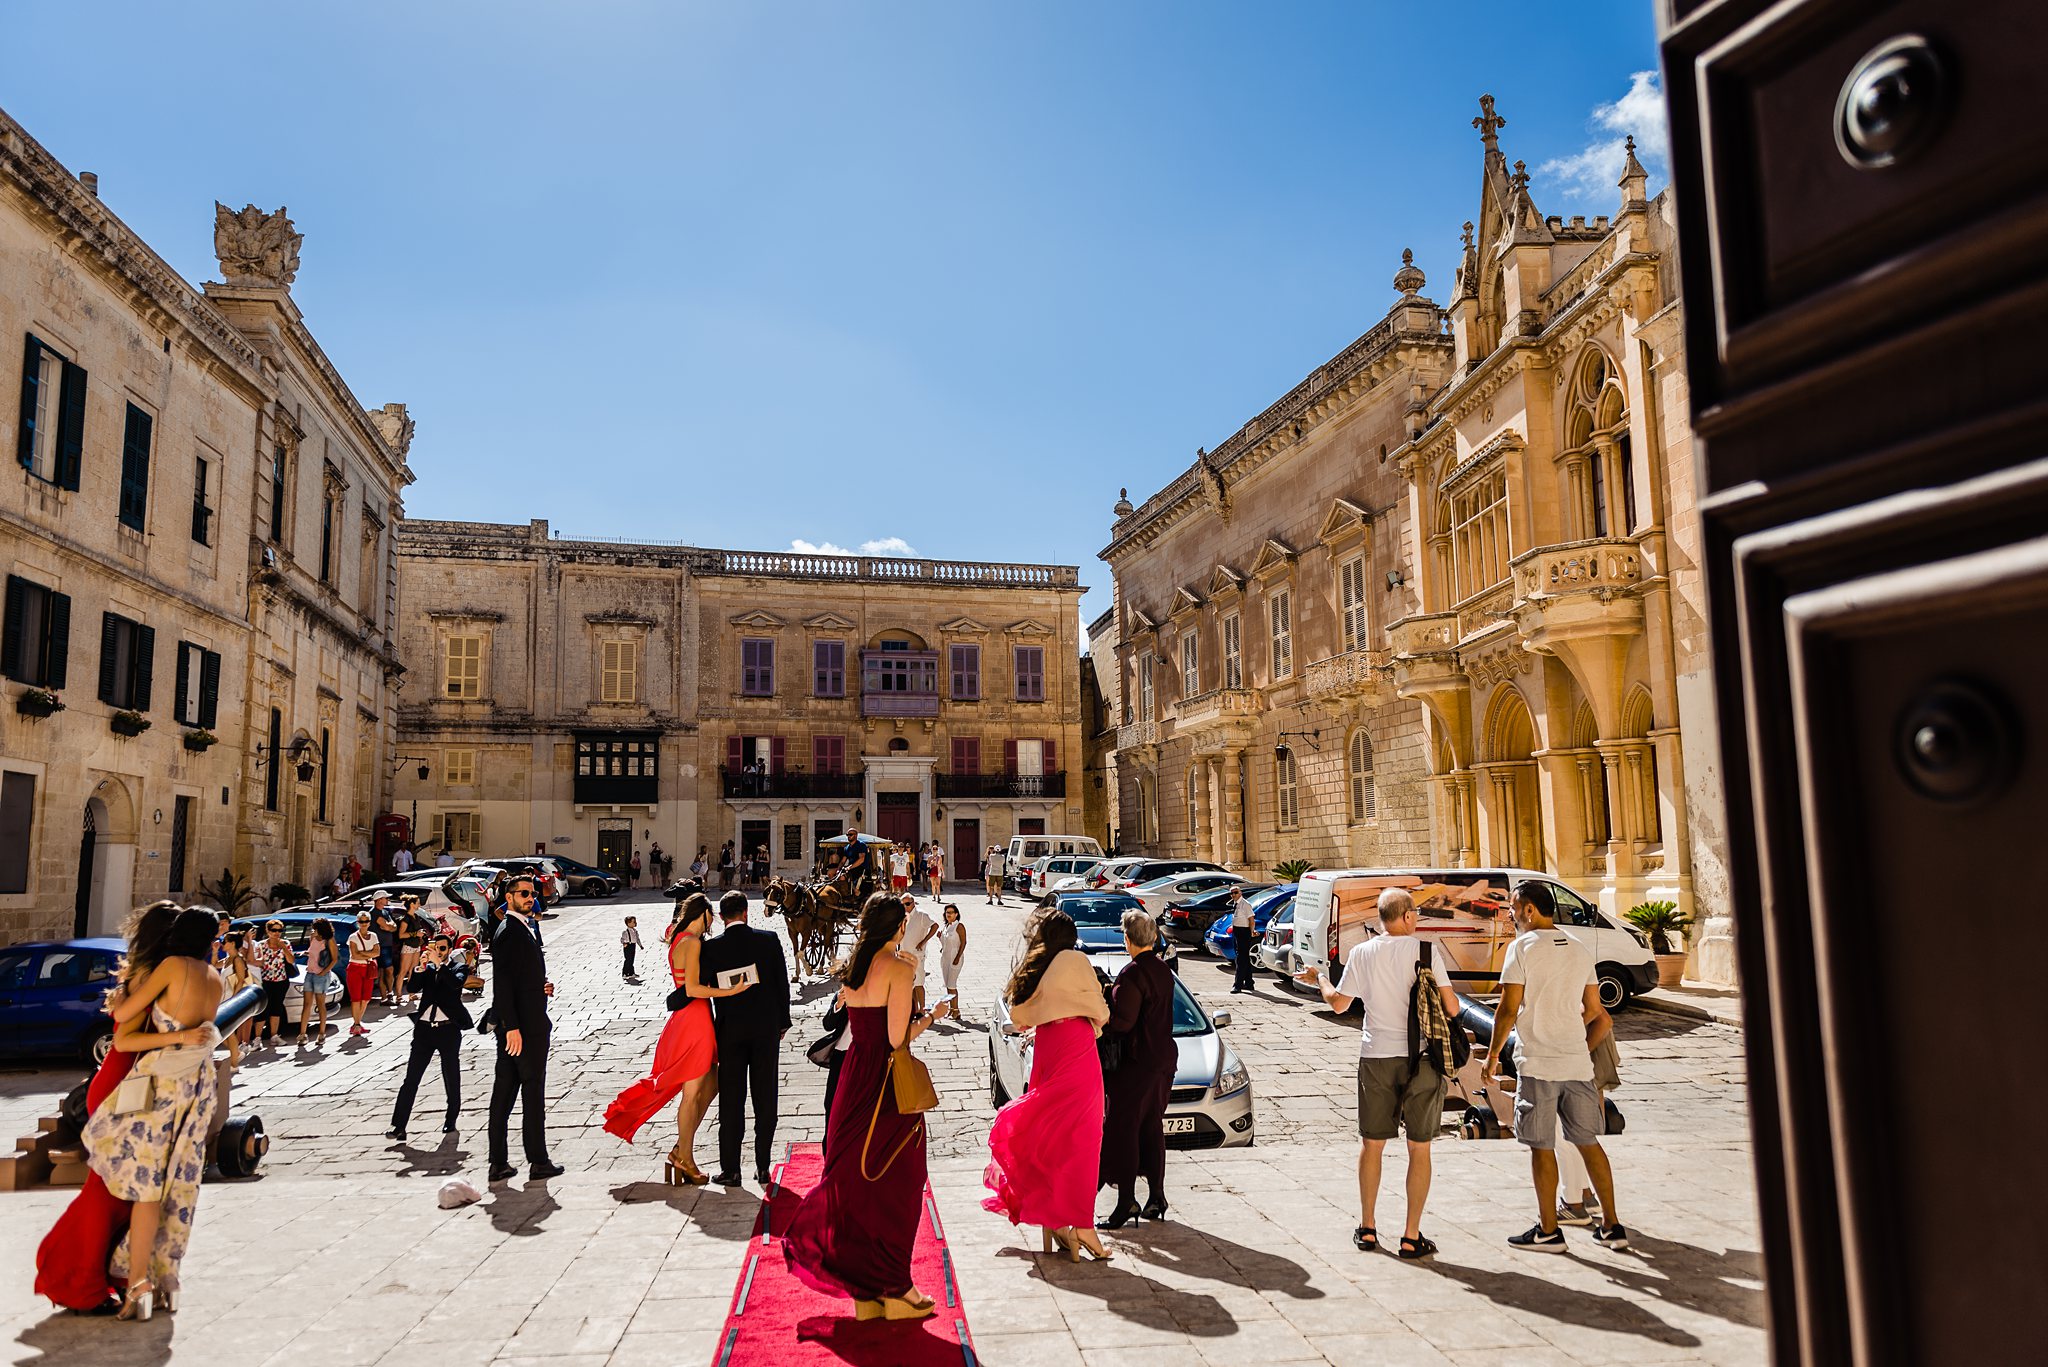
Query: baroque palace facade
[[1106, 99, 1730, 982], [392, 522, 1085, 882], [0, 105, 410, 943]]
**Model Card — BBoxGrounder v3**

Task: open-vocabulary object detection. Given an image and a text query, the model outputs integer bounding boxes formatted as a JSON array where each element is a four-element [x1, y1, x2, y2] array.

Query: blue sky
[[5, 1, 1665, 627]]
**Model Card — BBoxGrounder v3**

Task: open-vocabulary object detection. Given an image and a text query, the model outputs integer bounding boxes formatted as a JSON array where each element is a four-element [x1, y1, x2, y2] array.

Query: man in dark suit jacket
[[698, 889, 792, 1186], [1100, 910, 1179, 1228], [487, 878, 562, 1182], [386, 934, 475, 1142]]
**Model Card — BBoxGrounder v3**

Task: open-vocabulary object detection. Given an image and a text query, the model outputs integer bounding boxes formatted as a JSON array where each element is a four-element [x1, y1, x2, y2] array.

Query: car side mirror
[[1210, 1008, 1232, 1028]]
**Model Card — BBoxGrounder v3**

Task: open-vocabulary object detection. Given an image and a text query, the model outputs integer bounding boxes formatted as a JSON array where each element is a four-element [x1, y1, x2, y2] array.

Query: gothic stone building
[[1102, 261, 1451, 875], [392, 523, 1085, 882], [0, 104, 410, 942]]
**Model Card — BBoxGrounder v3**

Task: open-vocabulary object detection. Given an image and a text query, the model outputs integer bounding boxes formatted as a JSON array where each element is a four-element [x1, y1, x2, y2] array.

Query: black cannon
[[206, 984, 269, 1178]]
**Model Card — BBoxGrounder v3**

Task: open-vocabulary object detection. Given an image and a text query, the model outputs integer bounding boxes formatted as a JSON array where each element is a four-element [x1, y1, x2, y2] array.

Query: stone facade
[[1082, 606, 1119, 851], [0, 104, 409, 942], [1386, 103, 1725, 976], [1101, 264, 1450, 876], [393, 526, 1086, 884]]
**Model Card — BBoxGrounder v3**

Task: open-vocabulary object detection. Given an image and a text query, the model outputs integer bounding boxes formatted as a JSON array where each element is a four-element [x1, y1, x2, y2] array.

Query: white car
[[1030, 855, 1110, 901], [323, 879, 483, 942], [989, 949, 1253, 1149], [1124, 870, 1251, 918]]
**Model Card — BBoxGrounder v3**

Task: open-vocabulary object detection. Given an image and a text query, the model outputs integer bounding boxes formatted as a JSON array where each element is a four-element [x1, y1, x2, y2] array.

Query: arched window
[[1567, 349, 1634, 539], [1348, 730, 1377, 822]]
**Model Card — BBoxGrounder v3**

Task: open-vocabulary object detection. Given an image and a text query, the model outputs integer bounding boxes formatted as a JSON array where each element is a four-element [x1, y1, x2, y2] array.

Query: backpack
[[1410, 941, 1472, 1076]]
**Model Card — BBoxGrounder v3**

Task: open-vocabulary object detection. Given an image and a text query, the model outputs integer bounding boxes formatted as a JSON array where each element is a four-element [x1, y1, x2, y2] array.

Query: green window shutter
[[16, 336, 41, 471], [118, 404, 152, 530], [44, 591, 69, 689], [199, 649, 221, 727], [0, 577, 23, 680], [98, 613, 120, 704], [55, 359, 86, 491], [174, 643, 192, 725], [132, 624, 155, 711]]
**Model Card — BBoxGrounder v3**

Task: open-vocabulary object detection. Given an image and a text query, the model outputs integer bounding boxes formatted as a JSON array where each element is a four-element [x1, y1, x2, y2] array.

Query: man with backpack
[[1297, 886, 1461, 1260]]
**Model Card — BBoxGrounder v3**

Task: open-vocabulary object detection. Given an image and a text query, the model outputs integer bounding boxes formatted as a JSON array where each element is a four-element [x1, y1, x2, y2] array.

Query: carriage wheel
[[804, 922, 837, 976]]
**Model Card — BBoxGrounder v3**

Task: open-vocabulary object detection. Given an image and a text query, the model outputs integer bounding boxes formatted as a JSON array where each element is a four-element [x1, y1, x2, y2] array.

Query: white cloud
[[788, 536, 920, 558], [1537, 70, 1669, 202]]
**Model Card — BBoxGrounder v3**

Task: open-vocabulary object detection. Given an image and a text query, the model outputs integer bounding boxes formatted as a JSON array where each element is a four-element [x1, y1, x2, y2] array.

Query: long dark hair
[[846, 892, 907, 990], [163, 906, 223, 963], [666, 892, 713, 944], [1006, 910, 1077, 1006], [119, 901, 186, 986]]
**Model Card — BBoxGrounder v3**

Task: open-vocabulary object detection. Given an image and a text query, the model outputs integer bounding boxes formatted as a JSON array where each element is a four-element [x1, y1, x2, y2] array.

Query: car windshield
[[1061, 897, 1138, 927], [1169, 976, 1210, 1037], [1271, 905, 1294, 926]]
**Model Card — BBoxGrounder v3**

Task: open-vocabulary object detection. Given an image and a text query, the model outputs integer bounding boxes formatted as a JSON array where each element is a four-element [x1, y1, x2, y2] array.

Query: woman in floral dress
[[81, 906, 223, 1321]]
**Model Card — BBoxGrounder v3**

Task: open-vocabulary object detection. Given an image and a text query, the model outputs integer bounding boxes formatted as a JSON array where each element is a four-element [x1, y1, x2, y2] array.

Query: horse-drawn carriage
[[760, 832, 895, 979]]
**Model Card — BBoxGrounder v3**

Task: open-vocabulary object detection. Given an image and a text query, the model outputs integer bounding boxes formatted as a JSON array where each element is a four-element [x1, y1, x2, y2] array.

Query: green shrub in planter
[[269, 882, 313, 910], [110, 709, 151, 737], [1623, 900, 1691, 955], [1271, 858, 1314, 882]]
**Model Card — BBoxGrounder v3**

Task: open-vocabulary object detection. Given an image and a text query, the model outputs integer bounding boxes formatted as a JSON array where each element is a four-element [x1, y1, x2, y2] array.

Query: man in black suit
[[487, 877, 563, 1183], [698, 889, 791, 1186], [386, 934, 475, 1142]]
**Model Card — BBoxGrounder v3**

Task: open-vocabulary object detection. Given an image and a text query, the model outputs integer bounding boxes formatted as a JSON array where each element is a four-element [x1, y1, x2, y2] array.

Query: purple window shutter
[[1003, 738, 1018, 774], [951, 644, 979, 699], [814, 639, 844, 697], [770, 736, 787, 774], [743, 638, 776, 695], [1015, 646, 1044, 701], [1044, 738, 1056, 773]]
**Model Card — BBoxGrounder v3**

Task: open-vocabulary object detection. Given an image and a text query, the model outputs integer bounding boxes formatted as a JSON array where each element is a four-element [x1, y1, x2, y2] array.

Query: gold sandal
[[880, 1291, 935, 1320], [663, 1146, 708, 1186], [116, 1280, 154, 1322]]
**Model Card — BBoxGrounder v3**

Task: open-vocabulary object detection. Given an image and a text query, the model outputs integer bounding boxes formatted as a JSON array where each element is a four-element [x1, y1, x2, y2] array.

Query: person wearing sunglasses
[[346, 914, 380, 1035], [252, 922, 296, 1045], [486, 879, 562, 1183]]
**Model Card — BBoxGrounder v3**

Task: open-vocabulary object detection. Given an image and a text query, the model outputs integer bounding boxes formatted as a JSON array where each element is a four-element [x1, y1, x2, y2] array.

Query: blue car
[[1049, 891, 1178, 969], [1207, 884, 1298, 964], [0, 938, 124, 1062]]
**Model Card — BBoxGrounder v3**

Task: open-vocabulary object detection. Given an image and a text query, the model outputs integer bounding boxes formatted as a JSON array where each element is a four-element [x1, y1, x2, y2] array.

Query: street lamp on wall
[[1275, 729, 1323, 760], [391, 755, 431, 781], [256, 735, 324, 782]]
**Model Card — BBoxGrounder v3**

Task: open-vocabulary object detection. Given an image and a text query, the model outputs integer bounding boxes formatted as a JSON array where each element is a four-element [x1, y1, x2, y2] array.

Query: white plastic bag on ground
[[438, 1178, 483, 1209]]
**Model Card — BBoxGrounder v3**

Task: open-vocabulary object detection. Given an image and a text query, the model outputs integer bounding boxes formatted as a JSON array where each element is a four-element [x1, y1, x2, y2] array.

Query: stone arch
[[1482, 685, 1537, 764], [1568, 700, 1601, 751], [1620, 686, 1656, 738], [1478, 686, 1544, 870], [1562, 345, 1634, 539], [77, 776, 138, 937], [1347, 727, 1377, 823]]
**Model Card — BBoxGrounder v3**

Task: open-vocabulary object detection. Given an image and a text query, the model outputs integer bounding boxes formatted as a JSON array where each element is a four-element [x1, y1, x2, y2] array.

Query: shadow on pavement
[[486, 1180, 561, 1235], [1111, 1223, 1327, 1301], [392, 1131, 470, 1178], [995, 1246, 1235, 1335], [1576, 1232, 1767, 1328], [1416, 1256, 1702, 1346], [15, 1309, 173, 1367]]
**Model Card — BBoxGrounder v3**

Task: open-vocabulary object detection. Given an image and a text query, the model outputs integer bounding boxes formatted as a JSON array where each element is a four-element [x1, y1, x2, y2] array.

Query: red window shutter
[[727, 736, 744, 772], [1003, 738, 1018, 774], [770, 737, 787, 774], [1044, 739, 1057, 772]]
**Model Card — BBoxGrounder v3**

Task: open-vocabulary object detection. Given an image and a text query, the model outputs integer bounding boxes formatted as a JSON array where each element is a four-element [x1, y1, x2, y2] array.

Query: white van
[[1291, 866, 1658, 1010], [1005, 834, 1104, 869]]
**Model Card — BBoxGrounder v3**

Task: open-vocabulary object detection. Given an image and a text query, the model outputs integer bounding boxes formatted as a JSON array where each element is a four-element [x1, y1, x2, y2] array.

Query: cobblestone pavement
[[0, 887, 1766, 1365]]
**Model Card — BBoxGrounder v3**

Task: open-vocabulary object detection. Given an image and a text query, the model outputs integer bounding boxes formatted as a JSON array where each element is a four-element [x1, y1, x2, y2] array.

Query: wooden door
[[951, 819, 980, 880], [1657, 2, 2048, 1361], [875, 794, 918, 846]]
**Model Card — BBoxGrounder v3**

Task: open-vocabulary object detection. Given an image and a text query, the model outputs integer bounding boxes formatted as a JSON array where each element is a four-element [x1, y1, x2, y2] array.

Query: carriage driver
[[835, 825, 876, 901]]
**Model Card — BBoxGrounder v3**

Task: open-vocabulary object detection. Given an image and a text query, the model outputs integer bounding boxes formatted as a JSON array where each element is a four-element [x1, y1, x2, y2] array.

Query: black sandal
[[1398, 1234, 1439, 1260], [1353, 1226, 1378, 1252]]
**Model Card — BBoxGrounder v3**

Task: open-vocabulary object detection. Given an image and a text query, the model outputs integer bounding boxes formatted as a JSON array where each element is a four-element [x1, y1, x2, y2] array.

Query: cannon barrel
[[215, 983, 264, 1038], [1453, 993, 1519, 1079]]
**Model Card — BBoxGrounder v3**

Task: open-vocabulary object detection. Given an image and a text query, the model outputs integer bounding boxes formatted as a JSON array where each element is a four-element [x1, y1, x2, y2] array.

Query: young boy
[[621, 915, 643, 981]]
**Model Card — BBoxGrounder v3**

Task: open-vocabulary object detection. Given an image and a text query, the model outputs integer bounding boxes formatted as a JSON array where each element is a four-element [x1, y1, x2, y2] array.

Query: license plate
[[1162, 1116, 1197, 1135]]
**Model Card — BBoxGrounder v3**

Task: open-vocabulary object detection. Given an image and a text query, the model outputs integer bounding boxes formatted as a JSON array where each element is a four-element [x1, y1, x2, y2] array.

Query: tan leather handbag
[[859, 1045, 937, 1181]]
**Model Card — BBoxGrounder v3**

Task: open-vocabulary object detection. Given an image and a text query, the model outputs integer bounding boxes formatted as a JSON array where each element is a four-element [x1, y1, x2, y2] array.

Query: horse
[[764, 878, 833, 982]]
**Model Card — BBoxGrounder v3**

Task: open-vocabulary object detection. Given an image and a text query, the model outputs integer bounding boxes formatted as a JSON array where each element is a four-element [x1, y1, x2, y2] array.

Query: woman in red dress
[[983, 910, 1114, 1260], [784, 893, 951, 1320], [602, 894, 743, 1183]]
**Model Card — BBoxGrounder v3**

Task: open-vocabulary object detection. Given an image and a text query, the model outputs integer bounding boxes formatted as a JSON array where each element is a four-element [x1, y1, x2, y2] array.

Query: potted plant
[[1623, 900, 1692, 987], [1271, 858, 1313, 882], [110, 709, 151, 738], [182, 727, 219, 752], [15, 687, 63, 718]]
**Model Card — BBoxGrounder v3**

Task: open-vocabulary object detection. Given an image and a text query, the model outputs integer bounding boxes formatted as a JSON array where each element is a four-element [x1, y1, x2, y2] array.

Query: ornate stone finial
[[1461, 221, 1475, 253], [213, 203, 303, 288], [1473, 94, 1507, 155], [1113, 487, 1135, 518], [1618, 134, 1649, 206], [1393, 247, 1426, 299], [1511, 159, 1531, 193], [370, 402, 415, 458]]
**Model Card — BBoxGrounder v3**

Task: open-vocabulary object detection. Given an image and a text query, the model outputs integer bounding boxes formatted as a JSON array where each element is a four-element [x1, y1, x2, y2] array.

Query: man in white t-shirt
[[1487, 879, 1626, 1253], [1297, 886, 1460, 1260], [900, 893, 939, 1007], [984, 846, 1008, 904], [392, 844, 416, 876]]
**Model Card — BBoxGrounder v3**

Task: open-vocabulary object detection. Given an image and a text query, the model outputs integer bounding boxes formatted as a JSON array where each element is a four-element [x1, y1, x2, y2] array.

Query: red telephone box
[[373, 813, 411, 878]]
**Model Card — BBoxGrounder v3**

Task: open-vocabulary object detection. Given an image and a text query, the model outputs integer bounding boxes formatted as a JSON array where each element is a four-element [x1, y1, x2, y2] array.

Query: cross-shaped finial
[[1625, 135, 1636, 154], [1511, 159, 1530, 192], [1473, 94, 1506, 154], [1461, 221, 1475, 252]]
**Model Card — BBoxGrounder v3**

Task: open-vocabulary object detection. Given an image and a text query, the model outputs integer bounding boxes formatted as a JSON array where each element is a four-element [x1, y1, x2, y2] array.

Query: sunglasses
[[266, 925, 283, 932]]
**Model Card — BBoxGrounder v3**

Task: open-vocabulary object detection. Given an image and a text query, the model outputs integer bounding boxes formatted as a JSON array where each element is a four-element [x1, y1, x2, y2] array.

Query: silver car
[[1255, 904, 1297, 976], [988, 949, 1254, 1149]]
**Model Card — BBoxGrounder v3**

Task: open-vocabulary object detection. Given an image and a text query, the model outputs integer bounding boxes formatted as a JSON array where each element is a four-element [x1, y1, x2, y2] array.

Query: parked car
[[1289, 866, 1658, 1009], [1253, 902, 1297, 977], [1004, 835, 1104, 893], [0, 938, 123, 1063], [328, 878, 483, 942], [1048, 855, 1146, 898], [1102, 858, 1225, 890], [489, 856, 568, 901], [1126, 870, 1251, 918], [1030, 855, 1108, 901], [1203, 884, 1296, 960], [1046, 892, 1177, 968], [550, 854, 624, 898], [989, 948, 1252, 1149], [1164, 881, 1275, 946], [228, 913, 352, 1023]]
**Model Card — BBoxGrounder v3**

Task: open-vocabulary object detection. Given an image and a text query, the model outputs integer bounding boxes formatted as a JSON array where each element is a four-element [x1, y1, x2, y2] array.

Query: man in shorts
[[1297, 886, 1460, 1259], [983, 845, 1007, 904], [1486, 879, 1627, 1252]]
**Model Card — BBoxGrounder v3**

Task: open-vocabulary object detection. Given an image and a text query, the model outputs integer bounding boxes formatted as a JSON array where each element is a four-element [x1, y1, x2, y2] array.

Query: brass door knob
[[1835, 34, 1948, 169]]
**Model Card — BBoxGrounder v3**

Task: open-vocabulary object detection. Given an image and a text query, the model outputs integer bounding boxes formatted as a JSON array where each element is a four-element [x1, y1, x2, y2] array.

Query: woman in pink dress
[[784, 893, 952, 1320], [983, 910, 1114, 1261], [602, 893, 745, 1183]]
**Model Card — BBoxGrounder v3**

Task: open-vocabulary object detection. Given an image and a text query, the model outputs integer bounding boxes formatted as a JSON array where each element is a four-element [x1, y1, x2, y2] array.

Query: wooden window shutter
[[1003, 738, 1018, 774], [1044, 738, 1056, 773], [770, 736, 787, 774], [98, 613, 121, 704], [199, 649, 221, 727], [174, 643, 192, 724], [44, 591, 68, 689], [118, 404, 152, 530], [726, 735, 744, 772], [16, 337, 40, 472], [55, 358, 86, 491], [132, 624, 154, 711], [0, 577, 23, 680]]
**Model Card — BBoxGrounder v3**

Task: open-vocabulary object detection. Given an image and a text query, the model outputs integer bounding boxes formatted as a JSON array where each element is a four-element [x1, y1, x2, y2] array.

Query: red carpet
[[713, 1142, 977, 1367]]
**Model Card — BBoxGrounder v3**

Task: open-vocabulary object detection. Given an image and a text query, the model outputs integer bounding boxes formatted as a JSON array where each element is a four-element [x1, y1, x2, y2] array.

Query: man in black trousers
[[698, 889, 791, 1186], [487, 877, 563, 1183], [386, 934, 473, 1142]]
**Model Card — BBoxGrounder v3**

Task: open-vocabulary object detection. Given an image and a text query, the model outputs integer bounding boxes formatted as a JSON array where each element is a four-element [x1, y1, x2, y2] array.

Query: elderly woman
[[1098, 908, 1178, 1229]]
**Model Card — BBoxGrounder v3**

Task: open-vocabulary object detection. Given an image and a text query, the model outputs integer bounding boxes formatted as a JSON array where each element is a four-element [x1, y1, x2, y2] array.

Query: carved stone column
[[1191, 754, 1215, 864], [1221, 749, 1246, 871], [1596, 743, 1630, 877], [1448, 769, 1476, 867], [1563, 456, 1588, 542]]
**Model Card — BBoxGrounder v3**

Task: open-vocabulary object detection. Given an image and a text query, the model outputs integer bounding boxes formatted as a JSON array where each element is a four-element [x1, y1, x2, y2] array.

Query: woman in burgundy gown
[[602, 894, 744, 1183], [784, 893, 951, 1321], [983, 910, 1113, 1261]]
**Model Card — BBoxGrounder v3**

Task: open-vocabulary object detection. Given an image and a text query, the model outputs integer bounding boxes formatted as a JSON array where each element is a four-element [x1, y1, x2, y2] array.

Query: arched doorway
[[1479, 687, 1545, 870], [73, 801, 99, 938]]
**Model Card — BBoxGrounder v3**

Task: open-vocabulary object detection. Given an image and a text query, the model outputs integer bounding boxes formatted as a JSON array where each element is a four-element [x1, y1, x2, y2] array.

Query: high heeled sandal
[[1041, 1227, 1079, 1262], [663, 1146, 708, 1186], [117, 1280, 154, 1322], [1072, 1230, 1115, 1263], [879, 1291, 935, 1320], [158, 1288, 177, 1314]]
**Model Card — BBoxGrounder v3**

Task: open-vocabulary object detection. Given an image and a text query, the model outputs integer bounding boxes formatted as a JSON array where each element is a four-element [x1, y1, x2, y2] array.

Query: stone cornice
[[0, 107, 267, 397]]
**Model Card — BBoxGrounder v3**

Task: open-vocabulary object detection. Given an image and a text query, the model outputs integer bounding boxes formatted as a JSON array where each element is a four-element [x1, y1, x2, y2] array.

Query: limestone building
[[1082, 606, 1119, 852], [392, 524, 1086, 882], [1101, 261, 1453, 875], [0, 104, 410, 942], [1386, 101, 1723, 974]]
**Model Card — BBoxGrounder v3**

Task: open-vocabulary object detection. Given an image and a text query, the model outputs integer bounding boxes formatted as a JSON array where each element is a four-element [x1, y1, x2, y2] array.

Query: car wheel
[[85, 1023, 114, 1066], [583, 879, 604, 897], [1596, 964, 1633, 1011], [988, 1040, 1010, 1108]]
